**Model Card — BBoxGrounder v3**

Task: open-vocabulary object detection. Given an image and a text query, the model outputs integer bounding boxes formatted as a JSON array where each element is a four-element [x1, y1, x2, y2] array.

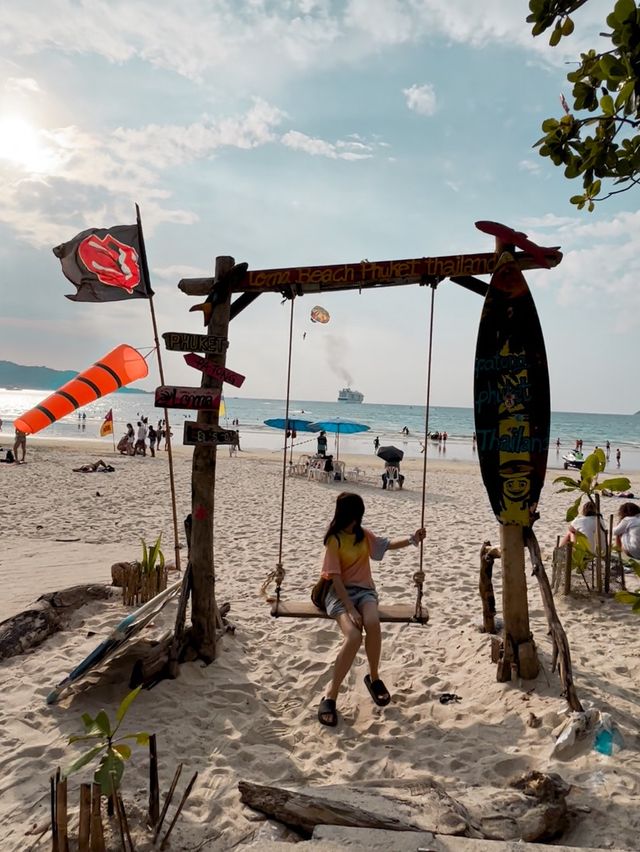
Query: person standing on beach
[[374, 436, 380, 451], [126, 423, 135, 455], [616, 448, 621, 467], [135, 420, 147, 456], [13, 428, 26, 462], [317, 431, 327, 457], [316, 492, 425, 727], [148, 424, 157, 458]]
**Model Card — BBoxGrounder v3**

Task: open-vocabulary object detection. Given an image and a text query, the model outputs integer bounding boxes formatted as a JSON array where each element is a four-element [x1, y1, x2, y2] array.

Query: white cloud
[[4, 76, 40, 93], [281, 130, 373, 160], [403, 83, 437, 116], [519, 159, 541, 174]]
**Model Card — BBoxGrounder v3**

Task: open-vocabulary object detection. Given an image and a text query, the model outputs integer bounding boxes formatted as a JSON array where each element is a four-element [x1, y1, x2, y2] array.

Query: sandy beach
[[0, 439, 639, 850]]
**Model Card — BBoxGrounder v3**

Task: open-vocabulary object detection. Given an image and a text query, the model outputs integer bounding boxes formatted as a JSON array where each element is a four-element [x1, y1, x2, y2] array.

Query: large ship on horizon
[[338, 387, 364, 403]]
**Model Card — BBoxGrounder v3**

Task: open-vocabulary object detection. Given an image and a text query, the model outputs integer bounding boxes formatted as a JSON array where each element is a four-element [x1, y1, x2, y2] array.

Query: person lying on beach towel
[[73, 460, 115, 473]]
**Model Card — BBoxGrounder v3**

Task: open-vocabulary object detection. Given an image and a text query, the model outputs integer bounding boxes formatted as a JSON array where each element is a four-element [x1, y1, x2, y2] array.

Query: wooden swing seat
[[271, 600, 429, 624]]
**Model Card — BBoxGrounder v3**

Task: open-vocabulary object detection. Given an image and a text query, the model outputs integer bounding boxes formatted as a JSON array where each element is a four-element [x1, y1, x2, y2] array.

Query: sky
[[0, 0, 637, 415]]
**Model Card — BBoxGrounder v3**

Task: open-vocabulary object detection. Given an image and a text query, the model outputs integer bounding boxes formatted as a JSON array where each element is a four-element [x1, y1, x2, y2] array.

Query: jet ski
[[562, 450, 585, 470]]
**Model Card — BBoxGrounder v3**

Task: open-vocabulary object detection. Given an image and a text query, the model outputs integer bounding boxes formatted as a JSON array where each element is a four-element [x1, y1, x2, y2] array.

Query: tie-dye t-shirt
[[321, 528, 390, 588]]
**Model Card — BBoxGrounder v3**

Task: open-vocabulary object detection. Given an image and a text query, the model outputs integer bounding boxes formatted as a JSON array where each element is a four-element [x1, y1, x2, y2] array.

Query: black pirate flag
[[53, 224, 153, 302]]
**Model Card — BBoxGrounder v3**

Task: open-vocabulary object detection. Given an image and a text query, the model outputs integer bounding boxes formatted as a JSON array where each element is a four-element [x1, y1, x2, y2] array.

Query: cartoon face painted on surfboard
[[474, 251, 550, 526]]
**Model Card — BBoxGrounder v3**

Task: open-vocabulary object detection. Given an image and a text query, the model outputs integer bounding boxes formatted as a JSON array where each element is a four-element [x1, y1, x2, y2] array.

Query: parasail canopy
[[310, 305, 330, 324], [14, 344, 148, 435]]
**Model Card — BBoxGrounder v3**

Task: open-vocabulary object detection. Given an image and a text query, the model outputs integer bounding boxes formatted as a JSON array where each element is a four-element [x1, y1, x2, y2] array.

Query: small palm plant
[[64, 687, 149, 797], [123, 534, 167, 605]]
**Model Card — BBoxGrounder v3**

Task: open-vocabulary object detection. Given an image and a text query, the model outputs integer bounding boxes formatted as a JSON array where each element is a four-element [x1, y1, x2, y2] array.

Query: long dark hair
[[324, 492, 365, 545]]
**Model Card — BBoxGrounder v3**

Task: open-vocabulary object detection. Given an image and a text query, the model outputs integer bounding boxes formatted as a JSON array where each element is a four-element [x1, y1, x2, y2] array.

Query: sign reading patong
[[155, 386, 221, 411], [162, 331, 228, 355], [183, 422, 238, 447], [183, 353, 245, 388]]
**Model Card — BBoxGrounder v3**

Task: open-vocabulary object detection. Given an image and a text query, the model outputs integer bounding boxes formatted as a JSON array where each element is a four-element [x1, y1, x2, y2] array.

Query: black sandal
[[318, 697, 338, 727], [364, 675, 391, 707]]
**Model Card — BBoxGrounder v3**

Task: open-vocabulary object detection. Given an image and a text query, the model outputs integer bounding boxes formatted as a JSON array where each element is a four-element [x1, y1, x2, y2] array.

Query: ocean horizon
[[1, 387, 639, 472]]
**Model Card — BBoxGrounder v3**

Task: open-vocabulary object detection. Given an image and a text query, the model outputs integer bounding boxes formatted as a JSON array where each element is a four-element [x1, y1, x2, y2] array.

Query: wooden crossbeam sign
[[155, 386, 221, 411], [183, 422, 238, 446], [178, 241, 562, 298], [162, 331, 228, 354], [183, 353, 245, 388]]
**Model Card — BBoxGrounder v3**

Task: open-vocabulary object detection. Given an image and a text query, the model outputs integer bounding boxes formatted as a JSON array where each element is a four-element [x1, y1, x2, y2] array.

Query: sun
[[0, 115, 55, 174]]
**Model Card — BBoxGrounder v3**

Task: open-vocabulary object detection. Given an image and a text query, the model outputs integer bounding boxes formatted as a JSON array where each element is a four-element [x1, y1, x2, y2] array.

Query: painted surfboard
[[46, 580, 182, 705], [475, 220, 562, 270], [473, 252, 550, 526]]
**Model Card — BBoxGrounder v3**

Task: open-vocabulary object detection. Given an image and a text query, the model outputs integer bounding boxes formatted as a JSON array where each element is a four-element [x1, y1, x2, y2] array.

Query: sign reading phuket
[[474, 253, 550, 527]]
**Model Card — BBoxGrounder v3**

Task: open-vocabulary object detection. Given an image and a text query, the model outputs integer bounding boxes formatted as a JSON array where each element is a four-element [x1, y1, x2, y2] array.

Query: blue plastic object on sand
[[594, 723, 624, 756]]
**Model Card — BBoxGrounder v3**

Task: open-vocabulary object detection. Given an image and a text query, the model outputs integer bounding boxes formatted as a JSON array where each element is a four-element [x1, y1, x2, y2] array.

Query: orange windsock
[[14, 344, 148, 435]]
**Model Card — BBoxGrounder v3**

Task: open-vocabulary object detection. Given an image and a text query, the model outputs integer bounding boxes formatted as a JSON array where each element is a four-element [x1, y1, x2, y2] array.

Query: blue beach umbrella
[[263, 418, 317, 432], [308, 418, 370, 461]]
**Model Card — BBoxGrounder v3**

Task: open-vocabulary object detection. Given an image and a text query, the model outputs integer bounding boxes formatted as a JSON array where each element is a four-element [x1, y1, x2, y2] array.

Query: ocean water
[[1, 388, 639, 471]]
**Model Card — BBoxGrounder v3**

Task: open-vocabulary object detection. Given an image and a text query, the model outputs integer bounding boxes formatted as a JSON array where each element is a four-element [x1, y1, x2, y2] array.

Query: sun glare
[[0, 115, 55, 174]]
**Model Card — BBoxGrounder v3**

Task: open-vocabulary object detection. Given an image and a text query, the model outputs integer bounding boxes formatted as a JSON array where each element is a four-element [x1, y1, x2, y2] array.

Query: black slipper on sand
[[318, 697, 338, 727], [364, 674, 391, 706]]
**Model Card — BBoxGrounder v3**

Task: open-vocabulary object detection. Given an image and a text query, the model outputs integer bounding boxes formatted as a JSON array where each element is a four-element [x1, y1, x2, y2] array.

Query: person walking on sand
[[13, 428, 26, 462], [616, 448, 621, 467], [316, 492, 426, 727], [374, 436, 380, 451], [148, 424, 157, 458]]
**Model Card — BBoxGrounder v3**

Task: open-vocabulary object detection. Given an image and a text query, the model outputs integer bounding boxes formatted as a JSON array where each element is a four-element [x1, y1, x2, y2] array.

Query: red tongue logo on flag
[[100, 409, 114, 437], [78, 234, 141, 292]]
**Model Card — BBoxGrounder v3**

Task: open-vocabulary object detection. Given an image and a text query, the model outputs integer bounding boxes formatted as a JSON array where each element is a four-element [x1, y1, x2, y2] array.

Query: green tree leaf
[[614, 0, 636, 22], [95, 750, 125, 797], [64, 745, 105, 778], [615, 590, 638, 604], [115, 687, 142, 725], [113, 743, 132, 760], [94, 710, 112, 738], [566, 495, 582, 523], [553, 475, 580, 488], [596, 476, 632, 492]]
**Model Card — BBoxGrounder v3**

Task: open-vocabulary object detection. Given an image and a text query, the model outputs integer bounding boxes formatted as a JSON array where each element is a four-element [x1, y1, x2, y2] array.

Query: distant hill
[[0, 360, 149, 394]]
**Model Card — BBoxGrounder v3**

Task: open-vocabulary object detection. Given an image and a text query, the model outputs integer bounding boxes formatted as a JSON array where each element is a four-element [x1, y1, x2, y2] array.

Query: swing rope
[[261, 295, 296, 608], [413, 282, 438, 622]]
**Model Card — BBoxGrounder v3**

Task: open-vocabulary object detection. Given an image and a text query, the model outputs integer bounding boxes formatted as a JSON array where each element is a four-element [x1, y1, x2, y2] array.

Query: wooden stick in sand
[[109, 773, 127, 852], [78, 784, 91, 852], [149, 734, 160, 827], [153, 763, 183, 843], [160, 771, 198, 850], [89, 783, 105, 852], [55, 773, 69, 852], [50, 774, 58, 852]]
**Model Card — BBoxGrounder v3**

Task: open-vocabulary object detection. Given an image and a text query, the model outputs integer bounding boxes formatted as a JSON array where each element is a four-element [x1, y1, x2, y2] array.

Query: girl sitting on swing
[[317, 492, 426, 727]]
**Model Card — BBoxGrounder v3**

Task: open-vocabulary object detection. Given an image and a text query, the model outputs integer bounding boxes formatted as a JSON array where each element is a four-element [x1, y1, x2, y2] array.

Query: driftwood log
[[238, 771, 570, 843], [523, 529, 583, 713], [0, 584, 112, 661], [479, 541, 500, 633]]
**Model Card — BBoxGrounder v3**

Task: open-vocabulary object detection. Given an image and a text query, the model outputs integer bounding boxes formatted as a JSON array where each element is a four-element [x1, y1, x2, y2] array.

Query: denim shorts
[[325, 584, 378, 618]]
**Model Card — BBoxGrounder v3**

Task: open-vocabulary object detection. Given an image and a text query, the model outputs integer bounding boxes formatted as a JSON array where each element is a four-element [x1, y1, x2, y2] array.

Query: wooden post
[[51, 774, 58, 852], [498, 525, 539, 680], [149, 734, 160, 827], [189, 255, 234, 662], [594, 493, 603, 593], [563, 540, 572, 596], [56, 775, 69, 852], [90, 783, 105, 852], [479, 541, 500, 634], [78, 784, 92, 852]]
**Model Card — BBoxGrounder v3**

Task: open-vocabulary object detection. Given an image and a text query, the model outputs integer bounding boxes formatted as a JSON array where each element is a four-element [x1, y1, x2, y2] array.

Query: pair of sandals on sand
[[318, 675, 390, 727]]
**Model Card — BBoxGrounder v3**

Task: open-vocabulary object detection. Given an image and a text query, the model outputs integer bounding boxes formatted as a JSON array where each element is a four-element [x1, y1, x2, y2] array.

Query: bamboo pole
[[563, 540, 572, 596], [153, 763, 183, 843], [136, 204, 181, 573], [149, 734, 159, 827], [78, 784, 91, 852], [594, 493, 603, 593], [50, 774, 58, 852], [160, 771, 198, 850], [55, 775, 69, 852], [89, 784, 105, 852]]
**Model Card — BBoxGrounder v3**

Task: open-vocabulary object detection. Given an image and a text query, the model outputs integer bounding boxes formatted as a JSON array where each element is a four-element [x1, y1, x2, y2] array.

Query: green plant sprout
[[64, 687, 149, 797], [140, 534, 165, 575]]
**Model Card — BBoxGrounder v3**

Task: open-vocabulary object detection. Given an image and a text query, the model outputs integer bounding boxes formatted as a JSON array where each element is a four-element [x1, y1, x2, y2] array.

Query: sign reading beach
[[183, 422, 238, 446]]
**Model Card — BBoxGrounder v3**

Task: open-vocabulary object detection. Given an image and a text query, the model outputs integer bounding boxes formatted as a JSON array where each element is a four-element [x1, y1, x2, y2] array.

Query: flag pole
[[111, 411, 116, 454], [136, 204, 182, 572]]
